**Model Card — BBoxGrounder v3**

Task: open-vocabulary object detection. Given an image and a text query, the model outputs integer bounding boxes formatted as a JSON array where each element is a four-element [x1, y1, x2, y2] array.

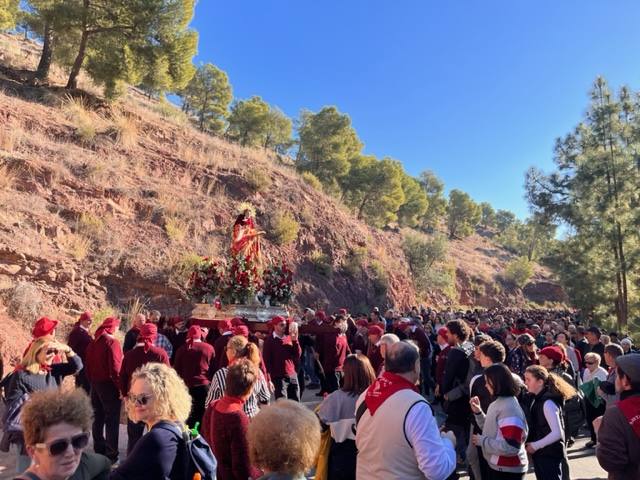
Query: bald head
[[385, 341, 419, 375], [133, 313, 146, 328]]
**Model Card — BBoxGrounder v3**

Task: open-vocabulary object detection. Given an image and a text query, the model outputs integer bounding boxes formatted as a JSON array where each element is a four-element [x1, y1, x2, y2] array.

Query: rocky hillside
[[0, 33, 566, 361]]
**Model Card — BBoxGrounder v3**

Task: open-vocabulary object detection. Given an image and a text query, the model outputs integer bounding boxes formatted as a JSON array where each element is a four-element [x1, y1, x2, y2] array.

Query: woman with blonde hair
[[205, 335, 270, 418], [524, 365, 576, 480], [110, 362, 194, 479], [1, 337, 82, 473], [249, 400, 321, 480]]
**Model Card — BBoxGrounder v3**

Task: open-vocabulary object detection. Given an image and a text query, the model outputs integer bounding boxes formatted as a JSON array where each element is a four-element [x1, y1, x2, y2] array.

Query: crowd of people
[[1, 305, 639, 480]]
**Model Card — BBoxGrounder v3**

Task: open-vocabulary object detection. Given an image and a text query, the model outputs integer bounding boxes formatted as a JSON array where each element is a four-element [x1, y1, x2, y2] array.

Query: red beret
[[32, 317, 59, 338], [368, 325, 384, 337], [356, 319, 369, 328], [437, 327, 449, 338], [539, 346, 564, 365], [218, 319, 232, 331], [233, 325, 249, 338], [79, 311, 92, 322], [187, 325, 203, 341], [139, 323, 158, 340], [270, 316, 287, 326]]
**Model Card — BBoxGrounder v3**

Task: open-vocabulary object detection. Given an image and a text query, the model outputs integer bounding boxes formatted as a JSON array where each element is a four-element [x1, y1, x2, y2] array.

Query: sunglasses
[[46, 348, 59, 356], [585, 361, 595, 365], [127, 393, 153, 406], [35, 432, 89, 456]]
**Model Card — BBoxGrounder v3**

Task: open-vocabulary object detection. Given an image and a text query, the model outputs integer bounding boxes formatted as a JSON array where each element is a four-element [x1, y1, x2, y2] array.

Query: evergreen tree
[[0, 0, 20, 30], [479, 202, 496, 228], [495, 209, 516, 233], [418, 170, 447, 232], [180, 63, 233, 134], [297, 106, 362, 190], [397, 173, 428, 227], [226, 96, 293, 152], [447, 189, 481, 239]]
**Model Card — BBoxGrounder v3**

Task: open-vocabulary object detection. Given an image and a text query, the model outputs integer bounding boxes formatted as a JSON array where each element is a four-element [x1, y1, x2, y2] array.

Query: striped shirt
[[205, 366, 270, 418]]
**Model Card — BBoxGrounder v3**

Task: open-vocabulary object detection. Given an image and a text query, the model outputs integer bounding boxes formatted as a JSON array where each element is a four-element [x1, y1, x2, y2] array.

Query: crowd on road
[[1, 305, 639, 480]]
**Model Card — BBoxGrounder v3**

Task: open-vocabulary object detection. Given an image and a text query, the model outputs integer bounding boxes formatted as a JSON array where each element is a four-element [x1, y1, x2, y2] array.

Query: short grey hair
[[385, 341, 419, 374], [380, 333, 400, 347]]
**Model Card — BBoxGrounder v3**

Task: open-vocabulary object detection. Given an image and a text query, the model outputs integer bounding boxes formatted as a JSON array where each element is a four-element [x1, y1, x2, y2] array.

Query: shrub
[[402, 231, 448, 279], [504, 257, 534, 288], [62, 233, 92, 261], [309, 250, 332, 276], [301, 171, 322, 190], [422, 263, 457, 299], [245, 168, 272, 193], [110, 113, 137, 149], [370, 260, 389, 296], [7, 282, 43, 325], [270, 211, 299, 245], [91, 305, 119, 334], [63, 96, 97, 144], [169, 251, 203, 287], [165, 216, 188, 243], [343, 246, 367, 277], [77, 212, 104, 239]]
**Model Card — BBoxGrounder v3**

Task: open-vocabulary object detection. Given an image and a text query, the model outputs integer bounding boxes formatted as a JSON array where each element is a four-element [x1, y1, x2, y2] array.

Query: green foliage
[[480, 202, 496, 228], [168, 251, 202, 287], [341, 155, 405, 227], [526, 77, 640, 327], [180, 63, 233, 133], [369, 260, 389, 296], [0, 0, 20, 30], [301, 171, 322, 190], [397, 173, 428, 227], [495, 209, 516, 233], [503, 257, 534, 289], [269, 211, 299, 245], [77, 212, 104, 239], [226, 96, 293, 153], [402, 231, 448, 291], [497, 216, 556, 262], [244, 167, 272, 193], [297, 106, 362, 188], [447, 189, 481, 239], [309, 250, 332, 276], [343, 246, 367, 277], [419, 170, 447, 232]]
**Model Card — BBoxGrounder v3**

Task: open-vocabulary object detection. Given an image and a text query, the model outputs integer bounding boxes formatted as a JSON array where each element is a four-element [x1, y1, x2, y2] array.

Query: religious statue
[[231, 202, 264, 267]]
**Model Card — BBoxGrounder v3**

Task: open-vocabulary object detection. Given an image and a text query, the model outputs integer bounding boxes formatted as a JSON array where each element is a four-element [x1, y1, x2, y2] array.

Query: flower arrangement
[[224, 256, 261, 304], [187, 258, 226, 304], [262, 261, 294, 305]]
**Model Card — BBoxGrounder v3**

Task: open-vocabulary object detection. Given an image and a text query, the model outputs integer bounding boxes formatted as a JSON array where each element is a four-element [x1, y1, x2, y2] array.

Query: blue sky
[[190, 1, 640, 219]]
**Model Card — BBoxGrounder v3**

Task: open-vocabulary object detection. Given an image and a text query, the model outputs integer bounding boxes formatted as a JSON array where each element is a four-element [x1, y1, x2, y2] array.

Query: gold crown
[[237, 202, 256, 217]]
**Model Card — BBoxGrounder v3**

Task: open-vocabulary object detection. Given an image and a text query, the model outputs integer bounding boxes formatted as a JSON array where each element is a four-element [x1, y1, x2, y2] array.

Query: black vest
[[526, 388, 566, 458]]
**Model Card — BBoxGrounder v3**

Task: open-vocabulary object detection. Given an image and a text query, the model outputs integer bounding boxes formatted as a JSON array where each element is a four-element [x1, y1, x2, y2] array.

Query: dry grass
[[76, 212, 105, 239], [61, 232, 92, 261], [62, 95, 100, 144], [0, 162, 17, 190], [165, 216, 189, 243], [245, 167, 272, 193], [0, 123, 23, 152], [110, 113, 138, 149], [6, 282, 44, 326]]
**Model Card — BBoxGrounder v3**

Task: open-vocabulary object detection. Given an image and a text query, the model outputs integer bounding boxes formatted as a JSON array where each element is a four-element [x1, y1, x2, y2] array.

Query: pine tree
[[0, 0, 20, 30], [180, 63, 233, 134], [447, 189, 481, 239], [418, 170, 447, 232], [397, 173, 428, 227]]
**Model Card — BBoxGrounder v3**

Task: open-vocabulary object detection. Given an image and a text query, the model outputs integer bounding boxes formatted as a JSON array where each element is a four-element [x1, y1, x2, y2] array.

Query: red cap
[[231, 317, 245, 327], [356, 319, 369, 328], [218, 319, 232, 331], [78, 311, 92, 322], [95, 317, 120, 338], [368, 325, 384, 337], [233, 325, 249, 338], [270, 315, 287, 326], [437, 327, 449, 338], [187, 325, 203, 348], [32, 317, 59, 338], [539, 346, 564, 364]]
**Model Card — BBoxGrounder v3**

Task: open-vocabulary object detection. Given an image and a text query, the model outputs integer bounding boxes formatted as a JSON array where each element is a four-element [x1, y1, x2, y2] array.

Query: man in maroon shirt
[[174, 325, 216, 429], [321, 316, 351, 393], [213, 319, 234, 372], [119, 323, 169, 453], [366, 324, 385, 375], [263, 316, 302, 401], [85, 317, 123, 463], [435, 327, 451, 400], [67, 311, 93, 393], [353, 318, 370, 354]]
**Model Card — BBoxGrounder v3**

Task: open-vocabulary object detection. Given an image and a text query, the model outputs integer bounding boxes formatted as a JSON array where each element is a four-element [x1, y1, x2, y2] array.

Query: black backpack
[[158, 423, 218, 480]]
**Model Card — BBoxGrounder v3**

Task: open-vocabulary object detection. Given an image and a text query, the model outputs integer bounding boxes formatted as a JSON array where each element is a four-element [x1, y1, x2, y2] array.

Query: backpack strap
[[355, 400, 368, 427]]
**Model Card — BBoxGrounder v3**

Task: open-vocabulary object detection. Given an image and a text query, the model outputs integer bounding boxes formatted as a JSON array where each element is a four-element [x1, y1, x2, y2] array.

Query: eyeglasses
[[585, 361, 595, 365], [127, 393, 153, 406], [35, 432, 89, 456]]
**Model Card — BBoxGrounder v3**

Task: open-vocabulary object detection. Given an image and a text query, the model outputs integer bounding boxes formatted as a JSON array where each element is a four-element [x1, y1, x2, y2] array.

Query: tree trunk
[[35, 21, 54, 81], [67, 30, 90, 89]]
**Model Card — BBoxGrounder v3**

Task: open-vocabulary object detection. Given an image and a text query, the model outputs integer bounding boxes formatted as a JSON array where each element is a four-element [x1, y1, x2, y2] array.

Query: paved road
[[0, 385, 608, 479]]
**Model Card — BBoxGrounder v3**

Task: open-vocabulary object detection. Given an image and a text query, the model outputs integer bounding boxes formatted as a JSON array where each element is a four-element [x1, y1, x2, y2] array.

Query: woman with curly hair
[[109, 362, 192, 479], [16, 388, 110, 480], [249, 400, 321, 480]]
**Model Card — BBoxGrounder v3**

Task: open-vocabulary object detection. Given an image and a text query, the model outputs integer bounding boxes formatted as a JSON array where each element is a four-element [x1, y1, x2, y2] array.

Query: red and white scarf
[[364, 371, 418, 416]]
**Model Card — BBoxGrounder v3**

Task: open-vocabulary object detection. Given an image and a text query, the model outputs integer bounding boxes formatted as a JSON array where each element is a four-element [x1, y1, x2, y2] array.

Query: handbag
[[2, 391, 29, 434]]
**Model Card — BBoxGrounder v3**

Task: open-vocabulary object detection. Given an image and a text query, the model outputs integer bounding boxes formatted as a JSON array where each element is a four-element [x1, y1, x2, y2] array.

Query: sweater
[[173, 341, 216, 388], [263, 333, 301, 379], [202, 403, 261, 480], [85, 334, 123, 386], [321, 333, 350, 373], [67, 325, 92, 362], [119, 344, 170, 395], [474, 396, 529, 473], [109, 421, 186, 480]]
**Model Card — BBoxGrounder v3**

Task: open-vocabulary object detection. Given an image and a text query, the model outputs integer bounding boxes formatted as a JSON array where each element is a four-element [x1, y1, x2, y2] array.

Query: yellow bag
[[314, 427, 332, 480]]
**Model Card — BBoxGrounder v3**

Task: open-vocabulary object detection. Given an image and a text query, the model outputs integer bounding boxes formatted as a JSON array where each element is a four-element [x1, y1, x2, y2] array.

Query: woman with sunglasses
[[1, 337, 82, 474], [15, 388, 110, 480], [110, 362, 192, 479], [581, 352, 608, 448]]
